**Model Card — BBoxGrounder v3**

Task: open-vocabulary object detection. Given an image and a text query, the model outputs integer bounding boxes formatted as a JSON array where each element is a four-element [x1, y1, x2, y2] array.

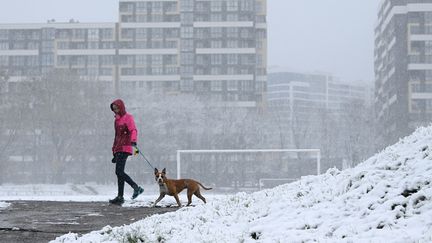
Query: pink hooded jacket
[[110, 99, 137, 155]]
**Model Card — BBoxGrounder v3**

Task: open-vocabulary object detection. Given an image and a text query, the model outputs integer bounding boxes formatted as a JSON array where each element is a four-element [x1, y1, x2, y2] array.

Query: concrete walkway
[[0, 201, 177, 243]]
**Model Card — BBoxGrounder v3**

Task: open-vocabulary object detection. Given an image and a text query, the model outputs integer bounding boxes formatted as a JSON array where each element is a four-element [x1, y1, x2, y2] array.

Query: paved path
[[0, 201, 178, 243]]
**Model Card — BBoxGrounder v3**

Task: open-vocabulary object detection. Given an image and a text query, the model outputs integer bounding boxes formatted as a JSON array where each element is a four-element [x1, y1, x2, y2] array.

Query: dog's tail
[[197, 182, 212, 190]]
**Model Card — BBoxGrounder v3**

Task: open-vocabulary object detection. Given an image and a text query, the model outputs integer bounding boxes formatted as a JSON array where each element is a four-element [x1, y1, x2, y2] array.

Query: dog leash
[[135, 146, 155, 170]]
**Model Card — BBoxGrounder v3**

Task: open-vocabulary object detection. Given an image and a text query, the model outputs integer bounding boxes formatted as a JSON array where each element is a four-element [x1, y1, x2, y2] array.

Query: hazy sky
[[0, 0, 379, 82]]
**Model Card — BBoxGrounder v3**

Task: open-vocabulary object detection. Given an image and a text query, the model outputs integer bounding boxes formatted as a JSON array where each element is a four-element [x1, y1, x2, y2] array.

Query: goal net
[[176, 149, 321, 192]]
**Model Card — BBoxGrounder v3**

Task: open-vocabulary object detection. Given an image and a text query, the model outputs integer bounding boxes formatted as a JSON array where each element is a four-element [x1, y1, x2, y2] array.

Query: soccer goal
[[176, 149, 321, 191]]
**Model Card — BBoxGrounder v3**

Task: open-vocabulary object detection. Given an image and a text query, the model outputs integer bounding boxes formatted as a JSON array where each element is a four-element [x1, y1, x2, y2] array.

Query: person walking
[[109, 99, 144, 205]]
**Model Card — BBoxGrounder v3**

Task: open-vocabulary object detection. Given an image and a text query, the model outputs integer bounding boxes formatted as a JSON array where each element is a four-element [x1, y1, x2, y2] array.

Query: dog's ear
[[162, 168, 166, 174], [154, 168, 158, 174]]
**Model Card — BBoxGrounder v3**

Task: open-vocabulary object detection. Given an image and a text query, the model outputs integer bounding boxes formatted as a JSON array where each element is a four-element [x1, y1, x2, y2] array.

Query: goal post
[[176, 149, 321, 181]]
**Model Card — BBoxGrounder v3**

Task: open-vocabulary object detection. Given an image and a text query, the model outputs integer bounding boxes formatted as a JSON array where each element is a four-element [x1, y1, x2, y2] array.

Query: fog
[[0, 1, 381, 189]]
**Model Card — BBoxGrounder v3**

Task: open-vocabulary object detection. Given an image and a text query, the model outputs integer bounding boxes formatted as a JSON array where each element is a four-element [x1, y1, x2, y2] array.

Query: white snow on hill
[[0, 201, 10, 209], [53, 125, 432, 242]]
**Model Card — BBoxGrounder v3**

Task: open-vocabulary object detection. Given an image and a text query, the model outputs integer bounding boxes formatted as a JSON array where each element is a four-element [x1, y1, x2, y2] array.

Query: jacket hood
[[110, 99, 127, 116]]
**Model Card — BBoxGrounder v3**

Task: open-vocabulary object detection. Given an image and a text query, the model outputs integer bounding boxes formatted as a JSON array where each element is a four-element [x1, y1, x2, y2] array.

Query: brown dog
[[153, 168, 212, 207]]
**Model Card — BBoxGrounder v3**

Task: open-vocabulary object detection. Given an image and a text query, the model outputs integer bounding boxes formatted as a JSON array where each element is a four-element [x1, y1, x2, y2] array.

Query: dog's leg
[[186, 189, 194, 206], [173, 193, 182, 207], [153, 193, 165, 207], [194, 190, 207, 204]]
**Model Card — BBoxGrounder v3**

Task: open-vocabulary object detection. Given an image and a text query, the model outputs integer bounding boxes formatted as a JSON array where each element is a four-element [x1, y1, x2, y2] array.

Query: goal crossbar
[[176, 149, 321, 179]]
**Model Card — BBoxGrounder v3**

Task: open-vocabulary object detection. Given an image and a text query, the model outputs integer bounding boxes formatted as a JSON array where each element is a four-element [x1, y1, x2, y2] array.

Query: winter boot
[[132, 186, 144, 199], [109, 196, 124, 205]]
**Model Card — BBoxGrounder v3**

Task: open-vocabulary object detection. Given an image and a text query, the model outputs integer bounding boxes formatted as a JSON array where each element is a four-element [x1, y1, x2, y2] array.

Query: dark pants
[[113, 152, 138, 197]]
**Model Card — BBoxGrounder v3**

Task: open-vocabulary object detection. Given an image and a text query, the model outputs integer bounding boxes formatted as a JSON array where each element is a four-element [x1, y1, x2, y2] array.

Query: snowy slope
[[53, 126, 432, 242]]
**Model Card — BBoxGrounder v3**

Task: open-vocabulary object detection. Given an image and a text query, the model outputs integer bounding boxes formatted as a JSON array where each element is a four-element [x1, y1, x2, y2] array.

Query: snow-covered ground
[[0, 183, 229, 207], [0, 201, 10, 209], [48, 125, 432, 242], [3, 125, 432, 242]]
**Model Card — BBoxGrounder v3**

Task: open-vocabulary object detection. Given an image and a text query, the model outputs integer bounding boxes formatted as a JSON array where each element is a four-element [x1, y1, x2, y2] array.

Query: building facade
[[0, 0, 267, 107], [267, 71, 373, 165], [267, 72, 371, 123], [375, 0, 432, 147]]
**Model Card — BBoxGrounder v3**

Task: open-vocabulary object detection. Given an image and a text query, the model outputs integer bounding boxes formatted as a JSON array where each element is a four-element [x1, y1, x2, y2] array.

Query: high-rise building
[[0, 0, 267, 107], [267, 71, 373, 151], [375, 0, 432, 146], [268, 71, 371, 122], [0, 21, 117, 92]]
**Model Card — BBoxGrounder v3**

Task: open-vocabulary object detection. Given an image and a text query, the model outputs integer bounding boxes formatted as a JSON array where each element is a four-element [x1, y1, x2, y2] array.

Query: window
[[211, 14, 223, 22], [195, 29, 206, 39], [136, 2, 147, 13], [227, 28, 238, 38], [211, 67, 221, 75], [211, 40, 222, 48], [181, 66, 193, 75], [88, 42, 98, 49], [28, 41, 39, 49], [211, 1, 222, 12], [180, 0, 194, 11], [165, 55, 177, 65], [227, 67, 237, 74], [27, 56, 39, 66], [0, 56, 8, 66], [88, 55, 99, 66], [211, 28, 222, 38], [152, 67, 163, 75], [165, 28, 179, 38], [0, 30, 8, 39], [152, 55, 163, 66], [227, 1, 239, 11], [227, 40, 238, 48], [57, 30, 70, 39], [182, 13, 194, 23], [152, 28, 163, 38], [57, 56, 68, 66], [181, 53, 194, 65], [119, 55, 134, 65], [0, 42, 8, 50], [42, 28, 55, 39], [227, 54, 238, 64], [240, 0, 254, 11], [120, 2, 134, 12], [88, 29, 99, 41], [101, 29, 114, 40], [227, 14, 238, 21], [181, 27, 194, 38], [227, 80, 238, 91], [152, 2, 163, 13], [240, 29, 251, 38], [121, 68, 134, 75], [41, 41, 54, 52], [41, 54, 54, 66], [122, 15, 135, 23], [136, 55, 147, 65], [211, 54, 222, 65], [165, 67, 178, 74], [180, 80, 193, 91], [211, 81, 223, 91], [121, 29, 134, 39], [241, 80, 254, 91], [73, 29, 86, 39]]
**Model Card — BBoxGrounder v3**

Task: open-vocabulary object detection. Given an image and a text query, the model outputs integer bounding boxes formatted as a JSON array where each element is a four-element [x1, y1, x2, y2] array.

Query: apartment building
[[0, 22, 117, 92], [267, 72, 370, 121], [267, 71, 372, 154], [375, 0, 432, 146], [0, 0, 267, 107]]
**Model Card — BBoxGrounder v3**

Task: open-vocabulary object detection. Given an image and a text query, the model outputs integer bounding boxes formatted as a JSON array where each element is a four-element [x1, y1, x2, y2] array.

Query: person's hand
[[111, 157, 116, 163], [131, 142, 139, 155]]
